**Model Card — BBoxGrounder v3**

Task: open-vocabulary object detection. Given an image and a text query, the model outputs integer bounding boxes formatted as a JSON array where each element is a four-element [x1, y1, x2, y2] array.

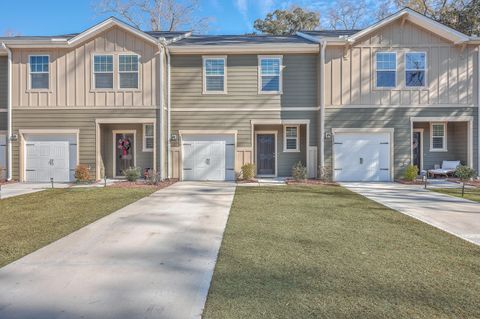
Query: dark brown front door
[[257, 133, 275, 175], [412, 131, 421, 170]]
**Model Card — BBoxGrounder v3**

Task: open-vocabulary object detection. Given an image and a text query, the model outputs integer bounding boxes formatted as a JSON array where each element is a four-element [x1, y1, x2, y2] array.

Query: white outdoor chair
[[428, 160, 461, 178]]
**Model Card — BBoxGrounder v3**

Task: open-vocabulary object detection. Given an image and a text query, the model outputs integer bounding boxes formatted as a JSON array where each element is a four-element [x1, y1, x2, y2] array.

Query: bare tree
[[327, 0, 368, 29], [2, 29, 21, 37], [95, 0, 210, 32]]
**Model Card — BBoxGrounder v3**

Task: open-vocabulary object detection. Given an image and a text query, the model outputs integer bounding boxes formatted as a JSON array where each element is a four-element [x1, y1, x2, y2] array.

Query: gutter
[[166, 46, 172, 179], [319, 41, 326, 172], [1, 43, 12, 180], [478, 46, 480, 176], [157, 42, 165, 180]]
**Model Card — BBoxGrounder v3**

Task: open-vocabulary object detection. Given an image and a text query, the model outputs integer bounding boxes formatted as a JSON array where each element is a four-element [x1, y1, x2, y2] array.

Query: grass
[[0, 187, 156, 267], [203, 185, 480, 319], [431, 187, 480, 203]]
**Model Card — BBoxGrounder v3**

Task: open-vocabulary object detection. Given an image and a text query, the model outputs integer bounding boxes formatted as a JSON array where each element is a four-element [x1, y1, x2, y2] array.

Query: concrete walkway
[[0, 181, 236, 319], [342, 182, 480, 246], [0, 182, 71, 199]]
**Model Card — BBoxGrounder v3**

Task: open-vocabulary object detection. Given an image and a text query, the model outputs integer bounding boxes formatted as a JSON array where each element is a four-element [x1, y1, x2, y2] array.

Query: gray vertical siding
[[324, 107, 478, 178]]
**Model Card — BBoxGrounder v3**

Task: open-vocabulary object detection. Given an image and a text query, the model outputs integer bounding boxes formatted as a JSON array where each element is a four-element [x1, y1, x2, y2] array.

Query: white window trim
[[374, 52, 396, 89], [283, 125, 300, 152], [258, 55, 283, 94], [142, 123, 154, 152], [92, 53, 115, 91], [28, 54, 50, 91], [202, 56, 227, 94], [118, 53, 141, 91], [430, 122, 447, 152], [405, 51, 427, 89]]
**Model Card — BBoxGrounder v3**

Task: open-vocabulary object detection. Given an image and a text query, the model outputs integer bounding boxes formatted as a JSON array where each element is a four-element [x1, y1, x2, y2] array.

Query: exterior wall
[[324, 107, 478, 178], [171, 54, 318, 110], [0, 56, 7, 110], [254, 124, 307, 176], [10, 26, 160, 108], [0, 113, 6, 131], [101, 123, 154, 178], [413, 122, 469, 170], [11, 109, 156, 180], [324, 20, 478, 107]]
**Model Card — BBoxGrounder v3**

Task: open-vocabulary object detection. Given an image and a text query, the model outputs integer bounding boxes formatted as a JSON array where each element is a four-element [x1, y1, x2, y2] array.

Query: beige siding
[[0, 56, 6, 110], [325, 20, 477, 107], [171, 54, 318, 110], [11, 109, 156, 180], [11, 26, 160, 108]]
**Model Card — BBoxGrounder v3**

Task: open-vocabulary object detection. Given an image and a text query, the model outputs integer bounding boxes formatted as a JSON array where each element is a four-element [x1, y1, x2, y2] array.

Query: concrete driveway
[[0, 181, 236, 319], [342, 182, 480, 245]]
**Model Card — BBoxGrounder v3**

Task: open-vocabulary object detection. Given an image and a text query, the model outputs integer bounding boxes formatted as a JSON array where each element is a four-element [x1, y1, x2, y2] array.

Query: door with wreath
[[115, 132, 135, 177]]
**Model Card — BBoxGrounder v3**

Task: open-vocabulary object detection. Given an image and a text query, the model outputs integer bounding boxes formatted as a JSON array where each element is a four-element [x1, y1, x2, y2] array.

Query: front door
[[412, 131, 422, 170], [114, 132, 135, 177], [256, 133, 276, 176]]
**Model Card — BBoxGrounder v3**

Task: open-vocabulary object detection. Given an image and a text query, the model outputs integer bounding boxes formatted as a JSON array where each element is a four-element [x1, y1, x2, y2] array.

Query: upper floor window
[[29, 55, 49, 89], [143, 124, 154, 152], [376, 52, 396, 88], [284, 125, 299, 152], [431, 122, 447, 151], [119, 54, 139, 89], [259, 56, 282, 94], [93, 55, 113, 89], [203, 56, 226, 93], [405, 52, 426, 87]]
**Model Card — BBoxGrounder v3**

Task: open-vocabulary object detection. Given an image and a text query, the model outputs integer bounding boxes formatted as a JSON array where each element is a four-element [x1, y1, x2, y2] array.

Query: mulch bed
[[237, 179, 258, 184], [396, 179, 426, 185], [108, 179, 178, 190], [285, 179, 338, 186]]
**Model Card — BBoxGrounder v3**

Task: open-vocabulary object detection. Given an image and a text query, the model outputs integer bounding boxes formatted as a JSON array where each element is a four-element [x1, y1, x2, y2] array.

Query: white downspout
[[1, 43, 12, 181], [166, 47, 171, 179], [477, 46, 480, 176], [319, 40, 326, 171], [157, 43, 164, 180]]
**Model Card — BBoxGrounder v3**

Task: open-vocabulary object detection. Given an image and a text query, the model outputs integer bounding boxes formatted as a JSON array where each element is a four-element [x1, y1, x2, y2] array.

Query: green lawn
[[203, 185, 480, 319], [0, 188, 156, 267], [431, 187, 480, 203]]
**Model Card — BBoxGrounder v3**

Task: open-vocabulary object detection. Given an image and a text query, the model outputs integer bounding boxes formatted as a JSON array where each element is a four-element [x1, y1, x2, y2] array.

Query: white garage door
[[333, 132, 391, 182], [25, 134, 77, 182], [0, 135, 6, 180], [182, 134, 235, 181]]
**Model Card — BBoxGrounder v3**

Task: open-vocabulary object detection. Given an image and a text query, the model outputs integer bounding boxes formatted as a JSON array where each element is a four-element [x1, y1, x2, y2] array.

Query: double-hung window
[[430, 123, 447, 151], [119, 54, 139, 89], [284, 125, 299, 152], [203, 56, 226, 93], [29, 55, 49, 89], [405, 52, 426, 87], [143, 124, 154, 152], [376, 52, 396, 88], [93, 55, 114, 89], [259, 56, 282, 94]]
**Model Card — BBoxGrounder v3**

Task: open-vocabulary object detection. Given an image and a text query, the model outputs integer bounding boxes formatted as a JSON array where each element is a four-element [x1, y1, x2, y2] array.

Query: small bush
[[319, 165, 332, 181], [403, 164, 418, 182], [145, 169, 161, 185], [74, 165, 91, 182], [241, 163, 256, 180], [123, 167, 141, 182], [455, 165, 476, 197], [292, 161, 307, 181]]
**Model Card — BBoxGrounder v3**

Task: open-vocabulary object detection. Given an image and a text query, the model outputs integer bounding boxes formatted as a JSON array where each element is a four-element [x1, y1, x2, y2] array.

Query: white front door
[[0, 135, 6, 179], [333, 132, 391, 182], [182, 134, 235, 181], [26, 141, 70, 182]]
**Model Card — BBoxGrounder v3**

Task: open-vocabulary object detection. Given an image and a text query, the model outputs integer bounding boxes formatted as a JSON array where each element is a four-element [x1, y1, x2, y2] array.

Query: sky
[[0, 0, 378, 36]]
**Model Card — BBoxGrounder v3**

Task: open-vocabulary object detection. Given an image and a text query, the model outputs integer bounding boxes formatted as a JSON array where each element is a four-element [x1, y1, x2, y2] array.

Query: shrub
[[241, 163, 256, 180], [123, 167, 141, 182], [455, 165, 476, 197], [292, 161, 307, 181], [74, 165, 91, 182], [145, 169, 161, 185], [319, 165, 332, 181], [403, 164, 418, 182]]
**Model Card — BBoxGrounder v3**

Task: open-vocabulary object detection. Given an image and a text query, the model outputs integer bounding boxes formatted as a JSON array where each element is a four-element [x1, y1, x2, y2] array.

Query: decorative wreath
[[117, 137, 132, 157]]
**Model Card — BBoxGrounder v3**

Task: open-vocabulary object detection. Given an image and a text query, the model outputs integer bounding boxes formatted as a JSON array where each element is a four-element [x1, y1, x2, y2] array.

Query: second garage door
[[182, 134, 235, 181], [333, 132, 392, 182]]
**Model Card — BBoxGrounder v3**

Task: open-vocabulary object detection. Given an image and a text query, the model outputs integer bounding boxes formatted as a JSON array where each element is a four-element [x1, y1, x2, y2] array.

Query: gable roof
[[297, 8, 474, 45], [0, 17, 191, 48]]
